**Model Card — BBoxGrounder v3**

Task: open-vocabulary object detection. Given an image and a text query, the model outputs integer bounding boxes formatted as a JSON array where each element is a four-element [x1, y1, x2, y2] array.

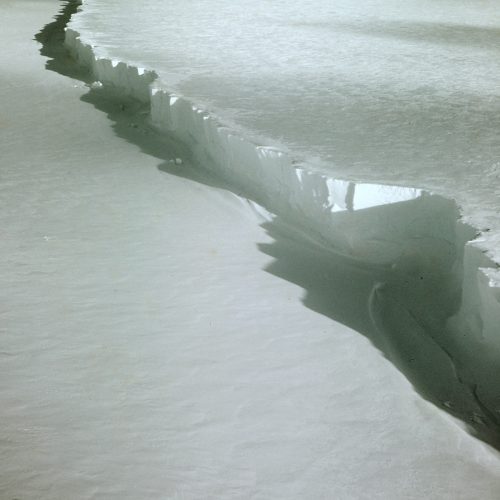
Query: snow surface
[[2, 0, 500, 498], [70, 0, 500, 256]]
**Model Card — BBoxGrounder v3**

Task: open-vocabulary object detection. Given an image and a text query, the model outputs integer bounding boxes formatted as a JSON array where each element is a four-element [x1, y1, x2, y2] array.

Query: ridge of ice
[[64, 0, 500, 441]]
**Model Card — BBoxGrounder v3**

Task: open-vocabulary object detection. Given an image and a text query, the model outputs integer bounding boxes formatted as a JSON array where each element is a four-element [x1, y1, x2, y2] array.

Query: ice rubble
[[64, 1, 500, 439]]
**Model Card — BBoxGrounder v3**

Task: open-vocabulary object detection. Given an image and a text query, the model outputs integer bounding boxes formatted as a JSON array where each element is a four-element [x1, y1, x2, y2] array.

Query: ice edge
[[64, 0, 500, 439]]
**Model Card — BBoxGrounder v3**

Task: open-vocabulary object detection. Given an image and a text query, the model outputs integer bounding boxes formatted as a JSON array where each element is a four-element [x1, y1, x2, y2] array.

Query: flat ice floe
[[71, 0, 500, 238]]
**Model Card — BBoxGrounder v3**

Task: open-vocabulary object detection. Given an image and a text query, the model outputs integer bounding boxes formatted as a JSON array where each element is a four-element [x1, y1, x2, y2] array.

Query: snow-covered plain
[[2, 0, 500, 498]]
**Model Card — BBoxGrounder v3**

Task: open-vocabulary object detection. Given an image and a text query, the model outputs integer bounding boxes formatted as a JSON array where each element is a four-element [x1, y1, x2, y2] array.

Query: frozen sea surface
[[72, 0, 500, 236], [2, 1, 500, 498]]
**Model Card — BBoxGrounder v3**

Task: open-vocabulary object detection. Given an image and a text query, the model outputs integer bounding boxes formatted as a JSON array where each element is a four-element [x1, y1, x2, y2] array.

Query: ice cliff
[[63, 0, 500, 444]]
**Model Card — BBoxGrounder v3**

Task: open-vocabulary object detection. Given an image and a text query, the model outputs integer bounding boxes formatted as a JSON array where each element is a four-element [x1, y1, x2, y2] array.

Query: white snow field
[[1, 0, 500, 499]]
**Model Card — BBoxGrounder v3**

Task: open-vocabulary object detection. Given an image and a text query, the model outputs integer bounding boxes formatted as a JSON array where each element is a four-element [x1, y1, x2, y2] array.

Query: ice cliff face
[[63, 0, 500, 443]]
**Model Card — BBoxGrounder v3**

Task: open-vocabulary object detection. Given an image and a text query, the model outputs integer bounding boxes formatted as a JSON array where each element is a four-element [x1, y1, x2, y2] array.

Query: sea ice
[[2, 1, 500, 498]]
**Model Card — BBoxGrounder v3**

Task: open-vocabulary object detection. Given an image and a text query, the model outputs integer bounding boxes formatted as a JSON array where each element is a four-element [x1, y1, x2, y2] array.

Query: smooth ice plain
[[2, 0, 500, 498]]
